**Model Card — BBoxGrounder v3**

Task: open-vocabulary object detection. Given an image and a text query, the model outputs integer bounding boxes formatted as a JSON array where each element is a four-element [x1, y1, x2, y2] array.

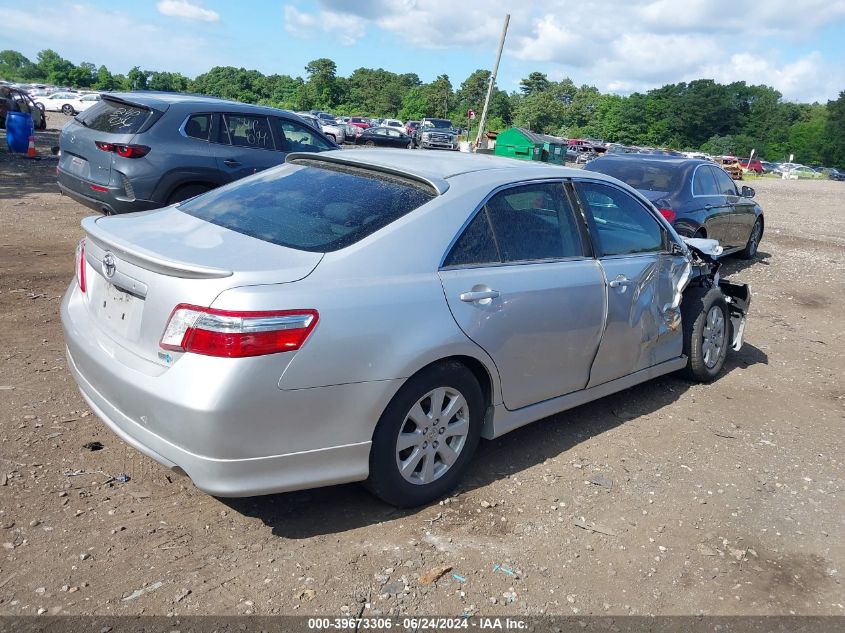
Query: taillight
[[75, 238, 86, 293], [160, 304, 319, 358], [95, 141, 150, 158], [658, 208, 677, 223]]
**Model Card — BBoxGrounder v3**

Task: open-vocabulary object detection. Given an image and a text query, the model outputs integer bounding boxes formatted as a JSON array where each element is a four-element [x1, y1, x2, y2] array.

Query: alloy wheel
[[395, 387, 470, 485], [701, 305, 725, 369]]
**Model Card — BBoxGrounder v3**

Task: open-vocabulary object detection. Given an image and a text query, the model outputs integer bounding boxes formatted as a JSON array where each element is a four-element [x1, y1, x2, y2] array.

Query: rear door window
[[485, 183, 584, 262], [76, 98, 151, 134], [184, 114, 210, 140], [712, 167, 738, 196], [222, 114, 274, 150], [274, 118, 334, 153], [443, 211, 500, 267], [178, 161, 435, 252]]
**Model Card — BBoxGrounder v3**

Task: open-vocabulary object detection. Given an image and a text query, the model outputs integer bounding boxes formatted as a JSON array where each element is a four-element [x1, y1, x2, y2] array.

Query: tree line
[[2, 48, 842, 167]]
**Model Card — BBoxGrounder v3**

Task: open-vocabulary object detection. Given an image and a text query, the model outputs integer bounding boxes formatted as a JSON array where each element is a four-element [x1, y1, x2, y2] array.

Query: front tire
[[681, 287, 729, 382], [737, 218, 762, 260], [366, 362, 484, 507]]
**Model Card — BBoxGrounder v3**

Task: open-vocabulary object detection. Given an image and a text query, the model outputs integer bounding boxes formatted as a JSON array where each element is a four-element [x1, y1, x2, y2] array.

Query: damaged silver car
[[61, 151, 750, 508]]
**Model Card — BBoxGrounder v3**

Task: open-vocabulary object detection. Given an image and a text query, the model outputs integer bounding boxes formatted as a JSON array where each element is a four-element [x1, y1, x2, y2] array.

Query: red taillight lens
[[160, 305, 319, 358], [114, 144, 150, 158], [95, 141, 150, 158], [75, 238, 86, 293], [658, 208, 677, 223]]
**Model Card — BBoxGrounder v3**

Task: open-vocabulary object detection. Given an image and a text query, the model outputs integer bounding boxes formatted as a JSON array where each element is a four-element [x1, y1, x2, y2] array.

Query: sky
[[3, 0, 845, 103]]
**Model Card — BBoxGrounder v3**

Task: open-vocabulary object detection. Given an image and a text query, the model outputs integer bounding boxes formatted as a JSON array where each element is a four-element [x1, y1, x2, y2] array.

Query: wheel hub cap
[[701, 305, 725, 369], [395, 387, 470, 486]]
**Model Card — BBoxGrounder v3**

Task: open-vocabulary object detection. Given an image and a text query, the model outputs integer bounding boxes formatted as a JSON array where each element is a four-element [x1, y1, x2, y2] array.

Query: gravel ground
[[0, 113, 843, 617]]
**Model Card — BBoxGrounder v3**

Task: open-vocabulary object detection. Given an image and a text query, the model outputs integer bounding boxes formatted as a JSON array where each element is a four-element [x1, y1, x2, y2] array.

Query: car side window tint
[[184, 114, 210, 141], [712, 167, 738, 196], [443, 210, 500, 267], [485, 183, 584, 262], [214, 114, 231, 145], [223, 114, 273, 150], [693, 165, 719, 196], [576, 181, 664, 256], [276, 119, 333, 153]]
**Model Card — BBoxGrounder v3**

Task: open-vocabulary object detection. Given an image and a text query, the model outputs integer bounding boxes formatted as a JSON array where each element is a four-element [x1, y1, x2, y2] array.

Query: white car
[[35, 92, 100, 115], [383, 119, 404, 129]]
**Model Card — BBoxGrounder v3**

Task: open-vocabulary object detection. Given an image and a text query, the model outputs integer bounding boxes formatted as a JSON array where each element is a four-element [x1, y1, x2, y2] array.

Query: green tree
[[94, 65, 119, 91], [822, 91, 845, 168], [304, 58, 339, 109], [0, 50, 37, 80], [127, 66, 149, 90], [519, 71, 550, 96], [514, 90, 566, 133], [425, 74, 453, 118], [35, 49, 75, 86]]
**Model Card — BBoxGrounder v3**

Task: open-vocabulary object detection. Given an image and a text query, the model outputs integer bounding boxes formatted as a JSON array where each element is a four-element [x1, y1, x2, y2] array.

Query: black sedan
[[353, 126, 413, 148], [585, 155, 764, 259]]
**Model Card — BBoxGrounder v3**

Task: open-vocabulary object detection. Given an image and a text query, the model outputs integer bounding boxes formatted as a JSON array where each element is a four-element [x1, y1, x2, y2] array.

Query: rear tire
[[737, 218, 762, 260], [364, 140, 375, 147], [167, 183, 211, 206], [61, 104, 74, 115], [681, 287, 729, 383], [365, 362, 484, 507]]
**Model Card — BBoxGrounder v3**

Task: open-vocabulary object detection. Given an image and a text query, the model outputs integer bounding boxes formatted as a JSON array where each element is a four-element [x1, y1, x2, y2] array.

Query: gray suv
[[57, 92, 338, 214]]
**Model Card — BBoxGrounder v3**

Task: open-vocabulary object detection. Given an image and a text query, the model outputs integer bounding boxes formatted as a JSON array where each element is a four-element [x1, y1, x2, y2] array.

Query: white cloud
[[157, 0, 219, 23], [284, 5, 366, 46], [307, 0, 845, 101], [4, 3, 222, 75]]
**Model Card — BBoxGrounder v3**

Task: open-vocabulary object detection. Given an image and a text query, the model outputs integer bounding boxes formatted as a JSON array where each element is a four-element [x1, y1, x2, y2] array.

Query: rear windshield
[[587, 160, 683, 193], [76, 98, 151, 134], [178, 162, 436, 252]]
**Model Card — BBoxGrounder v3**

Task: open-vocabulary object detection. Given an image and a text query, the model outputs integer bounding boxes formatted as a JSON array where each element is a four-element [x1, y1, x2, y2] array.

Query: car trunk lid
[[59, 96, 160, 185], [79, 208, 323, 367]]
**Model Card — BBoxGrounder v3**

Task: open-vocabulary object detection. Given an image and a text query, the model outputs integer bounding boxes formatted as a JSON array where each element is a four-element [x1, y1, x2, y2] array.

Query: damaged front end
[[683, 238, 752, 351]]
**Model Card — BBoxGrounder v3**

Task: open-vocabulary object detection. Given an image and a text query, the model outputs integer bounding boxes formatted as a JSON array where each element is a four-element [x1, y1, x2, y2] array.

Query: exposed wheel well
[[693, 227, 707, 238], [167, 181, 215, 204], [391, 355, 494, 417]]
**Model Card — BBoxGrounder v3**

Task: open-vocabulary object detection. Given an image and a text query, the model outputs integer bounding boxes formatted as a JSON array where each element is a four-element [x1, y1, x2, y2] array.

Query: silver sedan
[[61, 150, 750, 507]]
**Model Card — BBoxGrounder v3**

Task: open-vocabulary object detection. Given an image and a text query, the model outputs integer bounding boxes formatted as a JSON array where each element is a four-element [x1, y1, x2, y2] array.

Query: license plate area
[[91, 279, 144, 340]]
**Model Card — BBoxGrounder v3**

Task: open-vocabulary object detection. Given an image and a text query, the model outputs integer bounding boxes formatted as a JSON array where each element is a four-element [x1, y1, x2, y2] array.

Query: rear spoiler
[[286, 152, 449, 195], [82, 216, 233, 279]]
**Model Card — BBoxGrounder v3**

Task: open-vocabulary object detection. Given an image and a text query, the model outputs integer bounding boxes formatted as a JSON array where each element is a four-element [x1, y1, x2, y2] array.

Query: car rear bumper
[[61, 284, 395, 497], [57, 168, 158, 214], [420, 141, 458, 150]]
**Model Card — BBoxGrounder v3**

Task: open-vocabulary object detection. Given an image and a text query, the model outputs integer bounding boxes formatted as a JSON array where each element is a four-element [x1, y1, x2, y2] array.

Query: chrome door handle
[[223, 159, 241, 167], [459, 289, 500, 302], [608, 275, 634, 289]]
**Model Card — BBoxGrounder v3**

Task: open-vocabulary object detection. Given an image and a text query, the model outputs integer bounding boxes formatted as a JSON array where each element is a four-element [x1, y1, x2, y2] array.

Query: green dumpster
[[542, 135, 566, 165], [494, 127, 545, 162]]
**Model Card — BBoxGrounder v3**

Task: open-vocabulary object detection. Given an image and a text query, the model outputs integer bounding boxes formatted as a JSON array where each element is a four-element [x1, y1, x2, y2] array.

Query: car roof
[[101, 91, 296, 116], [288, 149, 616, 194], [590, 154, 711, 169]]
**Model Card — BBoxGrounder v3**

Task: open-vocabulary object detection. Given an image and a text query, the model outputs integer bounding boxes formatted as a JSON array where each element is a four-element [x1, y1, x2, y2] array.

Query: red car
[[739, 157, 763, 174], [348, 117, 370, 130]]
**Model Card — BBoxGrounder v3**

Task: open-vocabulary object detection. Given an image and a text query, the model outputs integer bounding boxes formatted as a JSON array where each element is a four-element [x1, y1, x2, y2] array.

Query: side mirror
[[740, 185, 755, 198]]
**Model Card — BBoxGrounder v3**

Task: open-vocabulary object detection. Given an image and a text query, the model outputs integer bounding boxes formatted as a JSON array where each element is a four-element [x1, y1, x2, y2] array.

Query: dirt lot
[[1, 113, 843, 617]]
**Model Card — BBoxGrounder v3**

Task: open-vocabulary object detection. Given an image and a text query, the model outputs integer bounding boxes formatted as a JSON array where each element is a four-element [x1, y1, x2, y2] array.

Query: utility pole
[[474, 14, 510, 149]]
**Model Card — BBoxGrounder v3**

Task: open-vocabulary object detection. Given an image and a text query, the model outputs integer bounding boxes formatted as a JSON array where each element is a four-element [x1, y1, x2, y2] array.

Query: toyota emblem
[[101, 252, 116, 279]]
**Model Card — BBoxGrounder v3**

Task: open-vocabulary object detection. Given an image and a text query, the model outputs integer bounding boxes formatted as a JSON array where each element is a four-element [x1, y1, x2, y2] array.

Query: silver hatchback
[[61, 150, 750, 507]]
